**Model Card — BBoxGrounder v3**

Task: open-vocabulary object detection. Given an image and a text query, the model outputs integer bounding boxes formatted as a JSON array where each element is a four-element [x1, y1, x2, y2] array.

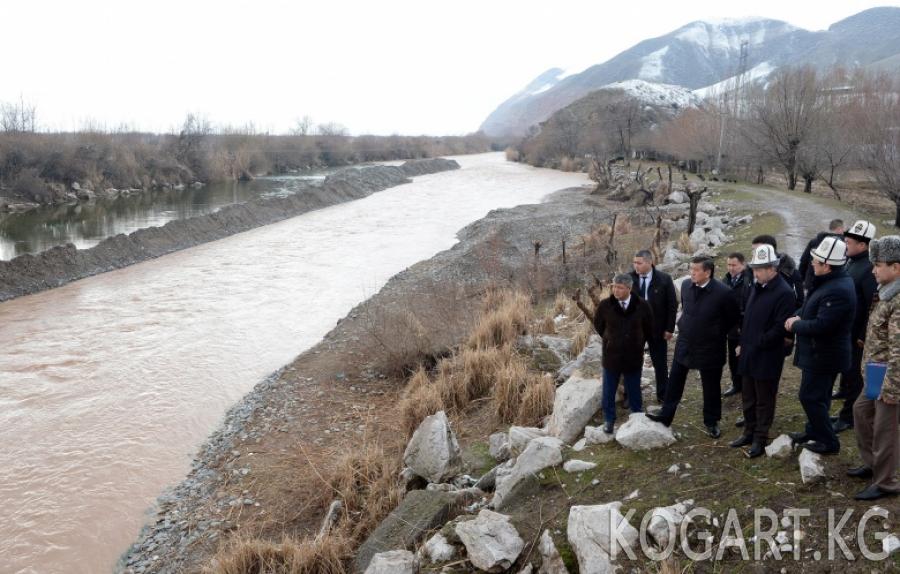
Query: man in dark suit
[[630, 250, 677, 402], [585, 274, 654, 433], [648, 256, 741, 438], [785, 236, 857, 455], [730, 244, 796, 457], [832, 220, 878, 433], [722, 252, 752, 398]]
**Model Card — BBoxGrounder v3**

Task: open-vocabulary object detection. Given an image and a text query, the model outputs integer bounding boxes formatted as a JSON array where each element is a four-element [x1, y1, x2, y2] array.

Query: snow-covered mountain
[[481, 7, 900, 138]]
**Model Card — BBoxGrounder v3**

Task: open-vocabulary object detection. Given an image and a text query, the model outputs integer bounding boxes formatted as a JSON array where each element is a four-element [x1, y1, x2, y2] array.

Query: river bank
[[0, 158, 459, 302]]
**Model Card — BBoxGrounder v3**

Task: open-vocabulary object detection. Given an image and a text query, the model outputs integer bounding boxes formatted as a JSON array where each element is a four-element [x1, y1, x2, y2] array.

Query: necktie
[[621, 300, 627, 311], [640, 276, 647, 299]]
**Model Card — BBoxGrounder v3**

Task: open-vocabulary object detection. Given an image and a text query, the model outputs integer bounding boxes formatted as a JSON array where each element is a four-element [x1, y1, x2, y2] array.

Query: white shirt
[[638, 270, 653, 296], [695, 279, 711, 289]]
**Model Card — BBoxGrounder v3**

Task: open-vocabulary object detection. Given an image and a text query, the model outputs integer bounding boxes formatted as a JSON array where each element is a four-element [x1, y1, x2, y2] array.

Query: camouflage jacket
[[863, 278, 900, 402]]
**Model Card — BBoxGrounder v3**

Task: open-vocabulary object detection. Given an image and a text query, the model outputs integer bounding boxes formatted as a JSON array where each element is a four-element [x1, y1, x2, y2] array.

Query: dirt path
[[716, 183, 876, 260]]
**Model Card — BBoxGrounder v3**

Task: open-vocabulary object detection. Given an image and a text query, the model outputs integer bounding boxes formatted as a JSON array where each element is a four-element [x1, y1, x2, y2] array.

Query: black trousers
[[647, 337, 669, 399], [741, 376, 779, 441], [727, 338, 742, 391], [837, 345, 864, 424], [799, 370, 840, 450], [659, 360, 723, 427]]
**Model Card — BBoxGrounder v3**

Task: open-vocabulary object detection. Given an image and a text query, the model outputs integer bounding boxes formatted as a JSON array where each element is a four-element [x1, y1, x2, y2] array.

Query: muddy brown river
[[0, 153, 589, 573]]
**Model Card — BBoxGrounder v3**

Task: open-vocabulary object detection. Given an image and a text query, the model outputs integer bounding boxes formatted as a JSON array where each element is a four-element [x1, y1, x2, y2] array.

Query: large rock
[[489, 432, 511, 461], [583, 425, 615, 445], [884, 534, 900, 556], [557, 335, 603, 381], [493, 437, 563, 509], [403, 411, 462, 483], [364, 550, 418, 574], [546, 376, 603, 444], [563, 460, 597, 473], [666, 191, 687, 204], [539, 335, 574, 363], [765, 435, 793, 459], [508, 426, 548, 455], [798, 449, 826, 484], [614, 413, 676, 450], [568, 502, 638, 574], [647, 500, 694, 549], [422, 532, 456, 563], [538, 529, 570, 574], [354, 490, 451, 572], [455, 509, 524, 572]]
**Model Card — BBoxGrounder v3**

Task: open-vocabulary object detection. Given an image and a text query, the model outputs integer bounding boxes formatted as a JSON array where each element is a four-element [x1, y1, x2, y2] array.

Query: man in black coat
[[786, 236, 857, 455], [730, 244, 796, 457], [799, 219, 845, 291], [833, 220, 878, 432], [722, 252, 752, 398], [753, 234, 804, 309], [586, 274, 654, 433], [631, 250, 678, 402], [648, 256, 741, 438]]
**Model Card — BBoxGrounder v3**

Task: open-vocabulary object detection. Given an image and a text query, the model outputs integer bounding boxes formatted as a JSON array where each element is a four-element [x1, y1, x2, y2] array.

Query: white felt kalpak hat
[[844, 220, 876, 242], [748, 244, 779, 268], [811, 236, 848, 266]]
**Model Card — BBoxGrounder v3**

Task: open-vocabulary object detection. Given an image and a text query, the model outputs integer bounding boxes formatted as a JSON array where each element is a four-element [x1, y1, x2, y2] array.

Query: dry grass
[[468, 290, 531, 350], [553, 292, 570, 316], [677, 231, 692, 254], [398, 366, 444, 437], [515, 374, 556, 426], [570, 320, 594, 358], [208, 535, 348, 574], [537, 313, 557, 335], [492, 359, 529, 423]]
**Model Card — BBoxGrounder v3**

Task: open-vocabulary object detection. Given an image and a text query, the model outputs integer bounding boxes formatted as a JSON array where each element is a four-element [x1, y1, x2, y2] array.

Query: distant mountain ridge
[[481, 7, 900, 138]]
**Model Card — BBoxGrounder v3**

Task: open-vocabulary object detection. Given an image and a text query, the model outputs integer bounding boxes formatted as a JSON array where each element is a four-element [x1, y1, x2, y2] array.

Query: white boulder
[[666, 191, 687, 204], [647, 500, 694, 549], [614, 413, 676, 450], [583, 425, 615, 445], [884, 534, 900, 556], [364, 550, 419, 574], [557, 335, 603, 381], [563, 460, 597, 473], [538, 529, 570, 574], [568, 502, 638, 574], [493, 437, 563, 509], [422, 532, 456, 563], [508, 426, 548, 455], [765, 435, 793, 459], [798, 449, 826, 484], [546, 376, 603, 444], [403, 411, 462, 484], [455, 509, 524, 572], [489, 432, 511, 461]]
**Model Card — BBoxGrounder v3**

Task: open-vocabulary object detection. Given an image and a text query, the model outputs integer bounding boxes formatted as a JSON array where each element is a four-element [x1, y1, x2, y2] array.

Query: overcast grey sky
[[2, 0, 898, 135]]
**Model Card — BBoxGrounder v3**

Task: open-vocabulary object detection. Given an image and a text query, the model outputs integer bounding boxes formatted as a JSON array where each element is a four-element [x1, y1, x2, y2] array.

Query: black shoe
[[735, 417, 745, 428], [832, 390, 849, 400], [706, 424, 722, 439], [854, 484, 899, 501], [722, 386, 740, 398], [802, 441, 840, 455], [729, 434, 753, 448], [603, 421, 614, 434], [646, 412, 671, 427], [789, 431, 810, 445], [747, 441, 765, 458], [846, 466, 874, 479], [832, 419, 853, 433]]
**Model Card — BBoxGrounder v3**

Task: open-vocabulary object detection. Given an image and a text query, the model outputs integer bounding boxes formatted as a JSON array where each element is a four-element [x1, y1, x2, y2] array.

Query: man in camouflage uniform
[[849, 235, 900, 500]]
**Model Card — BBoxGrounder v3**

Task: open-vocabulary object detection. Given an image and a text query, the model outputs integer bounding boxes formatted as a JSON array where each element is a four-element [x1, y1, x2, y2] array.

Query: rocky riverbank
[[0, 158, 459, 303]]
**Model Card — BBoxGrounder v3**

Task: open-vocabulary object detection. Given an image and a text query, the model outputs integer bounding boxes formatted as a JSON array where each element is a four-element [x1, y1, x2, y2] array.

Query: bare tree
[[291, 115, 314, 136], [0, 97, 38, 133], [853, 75, 900, 227], [744, 66, 824, 191]]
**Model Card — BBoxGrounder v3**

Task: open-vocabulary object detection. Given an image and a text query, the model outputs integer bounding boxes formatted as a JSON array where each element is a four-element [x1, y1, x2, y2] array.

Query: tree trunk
[[895, 200, 900, 229], [787, 171, 797, 190]]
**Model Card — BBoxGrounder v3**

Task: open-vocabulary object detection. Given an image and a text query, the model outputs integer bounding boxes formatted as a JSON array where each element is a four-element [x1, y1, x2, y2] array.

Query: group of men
[[575, 219, 900, 501]]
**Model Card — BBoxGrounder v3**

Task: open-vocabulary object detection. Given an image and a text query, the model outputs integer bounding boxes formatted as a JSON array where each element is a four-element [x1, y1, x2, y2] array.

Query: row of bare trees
[[511, 66, 900, 226], [0, 110, 491, 204]]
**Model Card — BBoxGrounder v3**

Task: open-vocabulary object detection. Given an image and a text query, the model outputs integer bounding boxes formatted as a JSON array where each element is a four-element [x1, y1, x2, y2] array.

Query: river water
[[0, 153, 588, 573], [0, 170, 340, 261]]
